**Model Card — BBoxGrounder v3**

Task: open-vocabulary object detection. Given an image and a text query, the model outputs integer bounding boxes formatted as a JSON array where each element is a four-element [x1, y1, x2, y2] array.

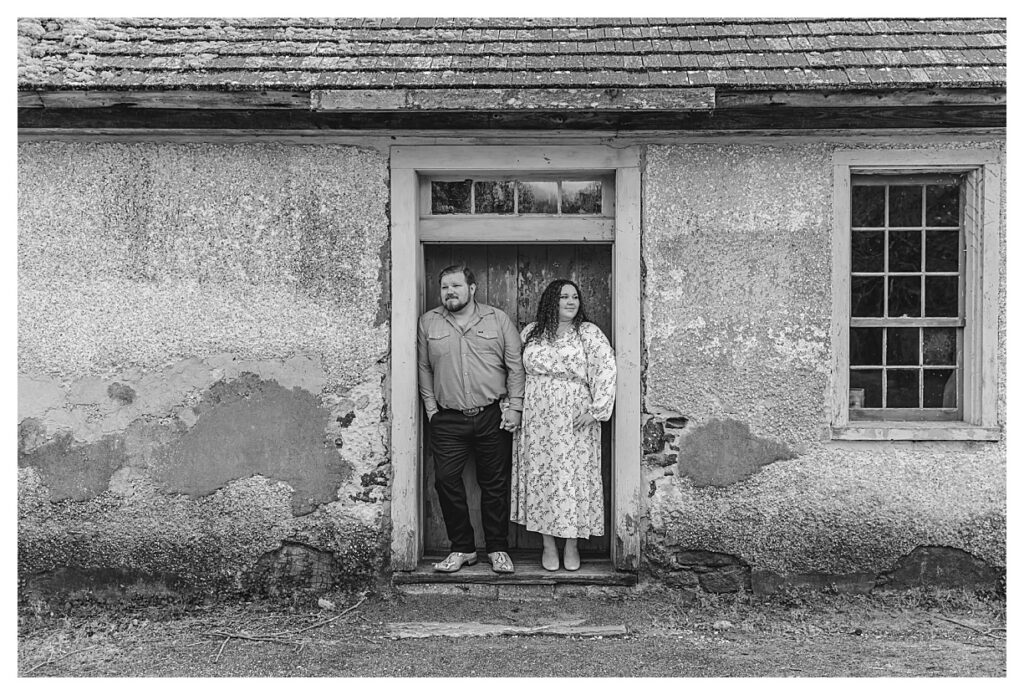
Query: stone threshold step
[[393, 556, 637, 586]]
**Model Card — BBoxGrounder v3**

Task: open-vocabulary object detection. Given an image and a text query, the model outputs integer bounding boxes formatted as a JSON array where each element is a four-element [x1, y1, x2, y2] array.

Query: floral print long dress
[[511, 321, 617, 538]]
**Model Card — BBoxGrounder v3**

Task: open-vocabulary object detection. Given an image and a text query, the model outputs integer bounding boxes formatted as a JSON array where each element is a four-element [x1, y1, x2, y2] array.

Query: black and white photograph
[[14, 6, 1009, 680]]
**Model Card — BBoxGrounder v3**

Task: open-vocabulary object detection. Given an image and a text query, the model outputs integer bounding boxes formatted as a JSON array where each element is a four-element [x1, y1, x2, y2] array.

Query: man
[[417, 264, 524, 573]]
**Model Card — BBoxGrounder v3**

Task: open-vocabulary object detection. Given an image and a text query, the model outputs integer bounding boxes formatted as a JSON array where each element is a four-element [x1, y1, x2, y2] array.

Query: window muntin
[[429, 177, 603, 216], [848, 175, 964, 421]]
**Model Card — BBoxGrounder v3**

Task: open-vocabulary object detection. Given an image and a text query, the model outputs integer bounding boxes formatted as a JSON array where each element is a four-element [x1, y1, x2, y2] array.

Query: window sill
[[831, 422, 1001, 441]]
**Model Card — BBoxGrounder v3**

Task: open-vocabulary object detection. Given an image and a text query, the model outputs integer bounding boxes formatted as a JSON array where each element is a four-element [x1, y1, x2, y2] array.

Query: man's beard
[[444, 295, 469, 312]]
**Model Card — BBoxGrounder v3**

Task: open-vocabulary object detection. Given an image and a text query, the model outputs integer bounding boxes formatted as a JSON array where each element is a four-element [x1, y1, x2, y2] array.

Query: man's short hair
[[438, 264, 476, 286]]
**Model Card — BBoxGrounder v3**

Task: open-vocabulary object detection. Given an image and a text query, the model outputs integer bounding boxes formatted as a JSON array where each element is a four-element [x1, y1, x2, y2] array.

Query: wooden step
[[392, 555, 637, 598]]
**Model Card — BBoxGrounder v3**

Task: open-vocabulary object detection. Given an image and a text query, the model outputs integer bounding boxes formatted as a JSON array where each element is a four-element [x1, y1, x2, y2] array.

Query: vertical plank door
[[422, 244, 612, 555]]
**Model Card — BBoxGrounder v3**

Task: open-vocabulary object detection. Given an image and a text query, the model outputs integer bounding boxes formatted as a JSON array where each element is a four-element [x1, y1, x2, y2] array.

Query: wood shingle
[[18, 17, 1006, 91]]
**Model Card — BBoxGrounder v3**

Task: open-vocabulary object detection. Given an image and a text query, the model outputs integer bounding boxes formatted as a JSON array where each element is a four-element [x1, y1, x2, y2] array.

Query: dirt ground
[[18, 584, 1006, 678]]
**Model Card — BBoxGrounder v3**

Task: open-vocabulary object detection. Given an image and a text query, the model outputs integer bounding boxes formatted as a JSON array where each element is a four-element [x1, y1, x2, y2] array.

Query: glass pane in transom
[[431, 180, 471, 214], [889, 185, 923, 227], [852, 230, 884, 272], [852, 186, 885, 227], [561, 181, 602, 214], [474, 180, 515, 214], [926, 184, 960, 227], [518, 181, 558, 214]]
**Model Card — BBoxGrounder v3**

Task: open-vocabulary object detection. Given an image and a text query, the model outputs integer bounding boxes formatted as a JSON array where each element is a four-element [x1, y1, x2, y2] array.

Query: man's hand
[[501, 409, 522, 431], [573, 411, 597, 430]]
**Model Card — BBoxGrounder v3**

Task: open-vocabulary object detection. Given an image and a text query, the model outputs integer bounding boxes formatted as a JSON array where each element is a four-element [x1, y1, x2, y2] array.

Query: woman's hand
[[573, 410, 597, 429]]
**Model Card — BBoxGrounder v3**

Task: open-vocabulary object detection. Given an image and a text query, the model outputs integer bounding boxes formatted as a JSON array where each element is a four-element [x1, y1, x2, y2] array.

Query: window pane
[[888, 276, 921, 317], [850, 369, 882, 407], [925, 230, 959, 272], [474, 180, 515, 214], [925, 276, 959, 317], [886, 327, 920, 366], [889, 230, 922, 272], [561, 180, 602, 214], [519, 181, 558, 213], [924, 369, 956, 408], [431, 180, 471, 214], [852, 186, 885, 227], [886, 369, 920, 407], [923, 327, 957, 365], [889, 185, 923, 227], [926, 184, 960, 227], [852, 230, 884, 272], [850, 327, 882, 365], [851, 276, 884, 317]]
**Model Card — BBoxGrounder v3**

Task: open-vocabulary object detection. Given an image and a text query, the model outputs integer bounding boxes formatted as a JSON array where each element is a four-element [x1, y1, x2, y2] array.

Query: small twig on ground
[[213, 637, 230, 664], [933, 615, 1006, 639], [204, 631, 299, 646], [25, 646, 99, 675]]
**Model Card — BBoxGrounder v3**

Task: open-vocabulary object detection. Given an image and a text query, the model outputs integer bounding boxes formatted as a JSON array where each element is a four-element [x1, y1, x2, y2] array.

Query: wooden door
[[422, 243, 613, 556]]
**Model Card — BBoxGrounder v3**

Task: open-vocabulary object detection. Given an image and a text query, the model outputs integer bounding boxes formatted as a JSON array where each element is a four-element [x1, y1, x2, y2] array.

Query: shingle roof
[[17, 17, 1006, 91]]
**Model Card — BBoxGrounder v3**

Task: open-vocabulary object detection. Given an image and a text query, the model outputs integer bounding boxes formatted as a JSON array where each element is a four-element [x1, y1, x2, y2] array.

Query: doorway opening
[[421, 243, 613, 560]]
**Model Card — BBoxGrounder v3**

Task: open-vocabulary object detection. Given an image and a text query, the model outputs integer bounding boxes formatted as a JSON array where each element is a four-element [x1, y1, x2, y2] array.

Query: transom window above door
[[428, 176, 612, 216], [419, 173, 616, 243]]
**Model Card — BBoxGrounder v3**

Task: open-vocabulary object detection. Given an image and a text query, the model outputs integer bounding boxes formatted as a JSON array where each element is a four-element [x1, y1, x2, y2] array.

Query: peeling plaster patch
[[18, 374, 65, 420], [155, 374, 349, 515], [676, 418, 794, 487], [18, 430, 127, 501]]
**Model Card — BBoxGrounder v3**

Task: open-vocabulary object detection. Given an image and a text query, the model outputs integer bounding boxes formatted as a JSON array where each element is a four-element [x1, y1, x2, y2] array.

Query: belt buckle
[[461, 406, 483, 417]]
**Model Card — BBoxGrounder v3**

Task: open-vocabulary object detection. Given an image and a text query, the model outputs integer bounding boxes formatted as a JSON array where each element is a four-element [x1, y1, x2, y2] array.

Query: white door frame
[[389, 145, 642, 571]]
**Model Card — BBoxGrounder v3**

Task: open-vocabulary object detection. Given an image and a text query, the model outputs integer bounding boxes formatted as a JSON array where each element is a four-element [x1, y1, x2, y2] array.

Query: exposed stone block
[[878, 545, 1001, 589], [751, 570, 876, 595], [697, 565, 751, 593], [243, 541, 344, 594], [642, 417, 666, 454]]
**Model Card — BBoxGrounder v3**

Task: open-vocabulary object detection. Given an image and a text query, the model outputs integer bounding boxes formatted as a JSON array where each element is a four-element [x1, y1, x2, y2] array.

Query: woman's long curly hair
[[524, 279, 589, 346]]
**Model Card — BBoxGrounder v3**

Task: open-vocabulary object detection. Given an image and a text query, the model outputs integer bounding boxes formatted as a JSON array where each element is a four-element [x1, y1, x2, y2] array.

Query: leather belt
[[449, 401, 496, 417]]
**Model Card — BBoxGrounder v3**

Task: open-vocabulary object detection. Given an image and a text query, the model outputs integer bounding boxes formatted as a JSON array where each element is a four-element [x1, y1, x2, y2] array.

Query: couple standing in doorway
[[417, 264, 617, 574]]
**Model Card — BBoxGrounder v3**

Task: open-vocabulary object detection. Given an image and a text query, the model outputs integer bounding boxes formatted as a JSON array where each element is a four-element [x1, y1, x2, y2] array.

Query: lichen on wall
[[642, 141, 1006, 582], [18, 141, 392, 594]]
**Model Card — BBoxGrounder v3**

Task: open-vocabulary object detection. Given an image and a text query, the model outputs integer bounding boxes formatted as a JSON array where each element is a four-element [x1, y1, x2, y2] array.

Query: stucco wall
[[18, 141, 391, 595], [642, 141, 1006, 588]]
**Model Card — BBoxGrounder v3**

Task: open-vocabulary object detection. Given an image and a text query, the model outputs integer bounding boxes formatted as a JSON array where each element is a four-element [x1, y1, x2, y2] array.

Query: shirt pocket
[[427, 329, 451, 358], [469, 328, 500, 350]]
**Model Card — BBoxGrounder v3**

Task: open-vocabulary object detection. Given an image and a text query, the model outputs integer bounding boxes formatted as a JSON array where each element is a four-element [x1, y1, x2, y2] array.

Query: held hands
[[573, 410, 597, 430], [501, 409, 522, 432]]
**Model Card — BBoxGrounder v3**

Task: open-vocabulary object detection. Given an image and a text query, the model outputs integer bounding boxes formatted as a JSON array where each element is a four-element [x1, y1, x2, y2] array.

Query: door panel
[[422, 244, 612, 555]]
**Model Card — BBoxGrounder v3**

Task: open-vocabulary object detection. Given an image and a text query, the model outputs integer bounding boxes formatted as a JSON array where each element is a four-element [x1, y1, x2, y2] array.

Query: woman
[[510, 279, 616, 571]]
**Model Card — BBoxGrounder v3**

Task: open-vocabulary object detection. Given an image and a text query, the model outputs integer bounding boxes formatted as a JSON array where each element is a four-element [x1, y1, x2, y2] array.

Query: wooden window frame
[[389, 145, 642, 571], [830, 149, 1001, 441]]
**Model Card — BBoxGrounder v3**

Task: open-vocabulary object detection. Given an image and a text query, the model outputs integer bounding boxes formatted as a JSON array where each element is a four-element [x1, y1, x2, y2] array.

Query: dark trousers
[[429, 401, 511, 554]]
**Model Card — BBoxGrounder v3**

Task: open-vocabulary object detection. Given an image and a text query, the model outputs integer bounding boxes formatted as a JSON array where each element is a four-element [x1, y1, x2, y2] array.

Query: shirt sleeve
[[416, 314, 439, 419], [582, 323, 617, 421], [499, 312, 525, 411]]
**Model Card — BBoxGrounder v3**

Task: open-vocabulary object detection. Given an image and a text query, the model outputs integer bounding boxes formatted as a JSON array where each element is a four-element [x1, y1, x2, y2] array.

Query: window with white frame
[[831, 149, 1001, 441]]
